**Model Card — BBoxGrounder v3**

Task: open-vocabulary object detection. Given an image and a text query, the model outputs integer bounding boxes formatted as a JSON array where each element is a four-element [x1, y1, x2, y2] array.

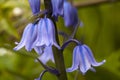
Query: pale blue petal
[[36, 18, 50, 46], [79, 46, 91, 74], [51, 0, 63, 17], [34, 19, 43, 47], [66, 44, 105, 74], [14, 23, 32, 51], [66, 46, 79, 72], [46, 18, 60, 49], [64, 1, 78, 27], [83, 45, 106, 66], [28, 0, 40, 15], [39, 46, 54, 64], [51, 0, 58, 17], [25, 24, 37, 51], [36, 18, 60, 49]]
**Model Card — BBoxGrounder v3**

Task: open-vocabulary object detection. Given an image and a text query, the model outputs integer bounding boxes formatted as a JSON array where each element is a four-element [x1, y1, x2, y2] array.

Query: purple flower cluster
[[14, 17, 60, 64], [14, 0, 105, 75]]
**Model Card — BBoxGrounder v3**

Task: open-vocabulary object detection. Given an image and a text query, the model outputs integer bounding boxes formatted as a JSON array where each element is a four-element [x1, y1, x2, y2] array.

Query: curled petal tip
[[15, 42, 19, 45], [13, 45, 23, 51], [13, 47, 17, 51], [93, 59, 106, 67], [100, 59, 106, 65], [103, 60, 106, 63]]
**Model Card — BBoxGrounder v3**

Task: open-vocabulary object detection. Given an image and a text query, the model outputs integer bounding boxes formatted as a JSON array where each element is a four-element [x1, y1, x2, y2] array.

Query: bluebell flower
[[14, 23, 38, 51], [63, 1, 79, 27], [66, 44, 106, 74], [31, 17, 60, 64], [28, 0, 40, 15], [39, 46, 54, 64], [14, 17, 60, 57], [51, 0, 63, 18], [34, 17, 60, 49]]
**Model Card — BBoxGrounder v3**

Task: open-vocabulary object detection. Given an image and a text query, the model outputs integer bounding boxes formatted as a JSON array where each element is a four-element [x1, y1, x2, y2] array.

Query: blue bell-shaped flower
[[34, 17, 60, 49], [14, 23, 38, 51], [66, 44, 106, 74], [51, 0, 63, 18], [32, 17, 60, 64], [28, 0, 40, 15], [63, 1, 79, 27]]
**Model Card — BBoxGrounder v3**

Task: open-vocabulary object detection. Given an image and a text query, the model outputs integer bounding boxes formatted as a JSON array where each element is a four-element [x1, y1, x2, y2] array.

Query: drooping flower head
[[34, 17, 60, 49], [14, 23, 38, 51], [27, 17, 60, 64], [51, 0, 64, 19], [14, 17, 60, 59], [63, 1, 79, 27], [28, 0, 40, 15], [67, 44, 106, 74]]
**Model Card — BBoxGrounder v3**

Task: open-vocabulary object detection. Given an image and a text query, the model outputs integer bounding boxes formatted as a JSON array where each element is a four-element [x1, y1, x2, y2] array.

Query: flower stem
[[44, 0, 68, 80], [70, 22, 79, 39], [61, 39, 81, 51], [38, 70, 48, 80], [36, 58, 59, 75]]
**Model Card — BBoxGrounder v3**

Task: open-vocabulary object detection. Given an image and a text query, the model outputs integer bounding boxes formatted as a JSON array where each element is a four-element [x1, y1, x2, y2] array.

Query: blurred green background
[[0, 0, 120, 80]]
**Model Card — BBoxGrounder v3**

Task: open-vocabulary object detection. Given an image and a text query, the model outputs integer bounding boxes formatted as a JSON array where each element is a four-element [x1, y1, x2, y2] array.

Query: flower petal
[[83, 45, 106, 67], [39, 46, 54, 64], [63, 1, 79, 27], [34, 19, 42, 47], [25, 24, 37, 51], [28, 0, 40, 15], [79, 45, 91, 74], [14, 23, 32, 51], [66, 46, 79, 72], [46, 18, 60, 49], [51, 0, 63, 17], [36, 18, 50, 46]]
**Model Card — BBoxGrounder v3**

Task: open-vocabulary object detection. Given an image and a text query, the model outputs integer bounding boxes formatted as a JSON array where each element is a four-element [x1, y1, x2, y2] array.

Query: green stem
[[52, 47, 68, 80], [44, 0, 68, 80]]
